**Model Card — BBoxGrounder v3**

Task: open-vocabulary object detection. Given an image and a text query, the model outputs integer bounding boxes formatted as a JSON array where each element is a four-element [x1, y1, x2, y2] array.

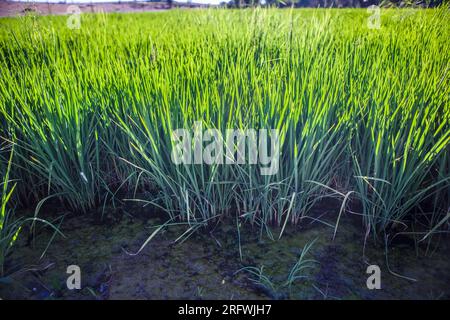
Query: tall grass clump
[[347, 9, 450, 235], [0, 145, 20, 276], [0, 8, 448, 240], [0, 144, 64, 277]]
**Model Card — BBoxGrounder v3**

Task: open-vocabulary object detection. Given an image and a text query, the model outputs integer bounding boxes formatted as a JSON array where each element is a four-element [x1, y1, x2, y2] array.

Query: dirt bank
[[0, 1, 211, 17]]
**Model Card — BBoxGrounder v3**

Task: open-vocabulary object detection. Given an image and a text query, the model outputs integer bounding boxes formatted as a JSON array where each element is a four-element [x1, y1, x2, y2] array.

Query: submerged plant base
[[1, 201, 449, 300]]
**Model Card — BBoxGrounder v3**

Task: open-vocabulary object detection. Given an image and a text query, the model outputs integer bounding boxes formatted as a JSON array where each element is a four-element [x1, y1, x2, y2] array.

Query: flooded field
[[1, 8, 449, 301], [2, 200, 449, 300]]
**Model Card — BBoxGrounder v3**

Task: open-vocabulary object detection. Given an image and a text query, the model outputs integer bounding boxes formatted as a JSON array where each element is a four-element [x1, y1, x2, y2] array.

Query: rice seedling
[[0, 144, 19, 277], [235, 265, 279, 298], [235, 239, 318, 299], [284, 238, 318, 290], [0, 7, 448, 244], [0, 143, 65, 279]]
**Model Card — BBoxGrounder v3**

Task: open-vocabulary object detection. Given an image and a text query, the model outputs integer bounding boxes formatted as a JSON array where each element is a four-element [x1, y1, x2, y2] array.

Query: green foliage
[[0, 145, 19, 276], [235, 239, 318, 299], [0, 8, 448, 239]]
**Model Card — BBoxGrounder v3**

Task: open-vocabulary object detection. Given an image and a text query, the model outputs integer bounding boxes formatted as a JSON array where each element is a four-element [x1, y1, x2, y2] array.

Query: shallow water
[[1, 201, 449, 300]]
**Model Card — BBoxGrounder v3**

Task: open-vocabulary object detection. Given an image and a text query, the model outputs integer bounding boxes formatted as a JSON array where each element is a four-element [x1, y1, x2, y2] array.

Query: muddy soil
[[1, 200, 449, 300]]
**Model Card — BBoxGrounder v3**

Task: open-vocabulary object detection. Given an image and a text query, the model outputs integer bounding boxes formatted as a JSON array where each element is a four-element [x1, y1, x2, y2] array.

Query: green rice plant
[[109, 9, 348, 229], [347, 9, 450, 235], [235, 239, 318, 299], [0, 8, 448, 240], [0, 144, 19, 277], [235, 265, 280, 299], [0, 144, 66, 278], [284, 238, 318, 290]]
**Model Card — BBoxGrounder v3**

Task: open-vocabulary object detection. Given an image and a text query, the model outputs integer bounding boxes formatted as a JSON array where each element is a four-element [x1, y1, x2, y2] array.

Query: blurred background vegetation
[[224, 0, 445, 8]]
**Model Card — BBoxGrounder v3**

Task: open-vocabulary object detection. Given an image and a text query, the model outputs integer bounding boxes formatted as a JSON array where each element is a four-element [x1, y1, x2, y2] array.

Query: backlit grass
[[0, 8, 449, 240]]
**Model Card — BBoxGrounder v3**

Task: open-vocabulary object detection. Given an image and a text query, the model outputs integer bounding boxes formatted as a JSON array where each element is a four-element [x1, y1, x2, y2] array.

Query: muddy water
[[1, 202, 449, 300]]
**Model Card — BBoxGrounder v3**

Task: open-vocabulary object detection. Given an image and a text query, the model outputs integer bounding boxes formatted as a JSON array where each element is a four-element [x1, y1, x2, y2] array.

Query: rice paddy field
[[0, 7, 449, 300]]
